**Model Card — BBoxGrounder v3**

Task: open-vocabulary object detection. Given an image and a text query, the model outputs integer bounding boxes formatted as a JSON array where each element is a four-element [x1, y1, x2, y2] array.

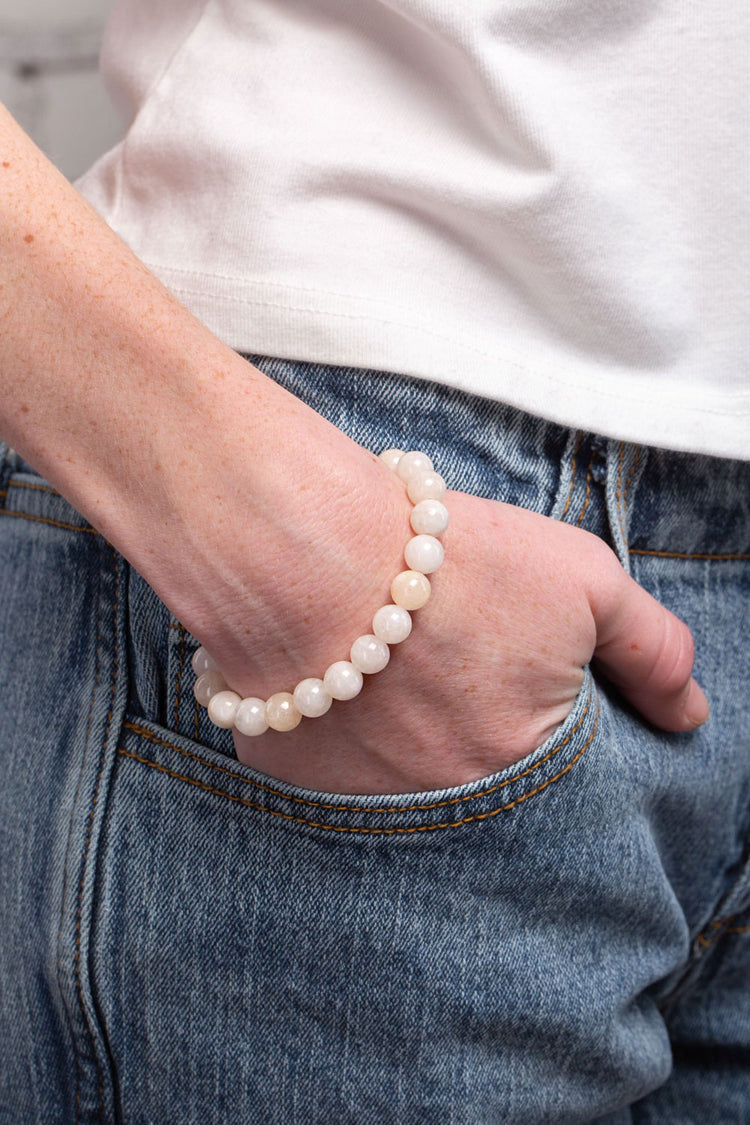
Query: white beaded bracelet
[[192, 449, 449, 736]]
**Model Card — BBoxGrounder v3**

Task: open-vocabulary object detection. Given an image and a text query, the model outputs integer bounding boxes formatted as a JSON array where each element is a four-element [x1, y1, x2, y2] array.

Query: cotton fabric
[[78, 0, 750, 458]]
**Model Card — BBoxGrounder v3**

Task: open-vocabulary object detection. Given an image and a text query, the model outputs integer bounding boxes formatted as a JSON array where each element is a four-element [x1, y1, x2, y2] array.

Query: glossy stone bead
[[396, 450, 433, 484], [390, 570, 431, 610], [410, 498, 449, 537], [207, 689, 241, 729], [191, 647, 219, 676], [293, 677, 333, 718], [265, 692, 302, 732], [404, 533, 444, 574], [350, 634, 390, 674], [372, 604, 412, 644], [323, 661, 364, 701], [406, 471, 446, 504], [234, 697, 269, 737], [378, 448, 405, 472], [193, 669, 227, 707]]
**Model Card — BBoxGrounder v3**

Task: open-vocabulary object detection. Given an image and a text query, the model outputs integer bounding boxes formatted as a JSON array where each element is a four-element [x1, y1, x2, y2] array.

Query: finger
[[591, 566, 709, 732]]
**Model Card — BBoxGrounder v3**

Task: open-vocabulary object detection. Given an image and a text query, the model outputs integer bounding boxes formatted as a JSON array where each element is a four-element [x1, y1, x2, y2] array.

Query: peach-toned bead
[[265, 693, 302, 732], [390, 570, 431, 610]]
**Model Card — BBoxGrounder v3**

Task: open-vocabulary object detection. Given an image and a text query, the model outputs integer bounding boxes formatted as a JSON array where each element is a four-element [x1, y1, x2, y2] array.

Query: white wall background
[[0, 0, 122, 180]]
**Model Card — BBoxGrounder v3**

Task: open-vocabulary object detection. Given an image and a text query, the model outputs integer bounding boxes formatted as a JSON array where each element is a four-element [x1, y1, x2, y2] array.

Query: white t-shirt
[[78, 0, 749, 459]]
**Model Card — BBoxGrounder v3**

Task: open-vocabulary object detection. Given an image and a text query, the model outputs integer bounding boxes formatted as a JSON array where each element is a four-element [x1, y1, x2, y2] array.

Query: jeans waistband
[[248, 356, 750, 563]]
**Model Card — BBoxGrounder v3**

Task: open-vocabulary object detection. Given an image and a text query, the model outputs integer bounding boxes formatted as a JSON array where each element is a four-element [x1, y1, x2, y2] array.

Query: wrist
[[192, 448, 450, 734]]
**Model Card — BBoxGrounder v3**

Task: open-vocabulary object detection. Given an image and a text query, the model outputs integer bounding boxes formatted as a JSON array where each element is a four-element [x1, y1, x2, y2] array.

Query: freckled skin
[[0, 102, 708, 794]]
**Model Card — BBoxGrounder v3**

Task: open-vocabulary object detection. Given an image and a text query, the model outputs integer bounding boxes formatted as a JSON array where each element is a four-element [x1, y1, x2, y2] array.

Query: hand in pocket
[[232, 489, 709, 794]]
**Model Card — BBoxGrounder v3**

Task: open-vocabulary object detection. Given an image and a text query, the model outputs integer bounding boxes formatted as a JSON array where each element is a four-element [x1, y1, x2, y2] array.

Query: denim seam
[[73, 546, 120, 1122], [696, 917, 750, 949], [629, 548, 750, 561], [560, 432, 582, 520], [0, 507, 99, 536], [622, 445, 641, 508], [7, 479, 61, 497], [120, 688, 594, 816], [576, 447, 596, 527], [615, 442, 642, 545], [116, 696, 599, 833], [615, 443, 625, 545], [54, 536, 105, 1124], [172, 622, 188, 732]]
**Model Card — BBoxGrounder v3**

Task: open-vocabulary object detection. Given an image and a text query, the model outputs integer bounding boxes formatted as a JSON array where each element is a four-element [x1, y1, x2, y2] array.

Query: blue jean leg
[[0, 359, 748, 1123]]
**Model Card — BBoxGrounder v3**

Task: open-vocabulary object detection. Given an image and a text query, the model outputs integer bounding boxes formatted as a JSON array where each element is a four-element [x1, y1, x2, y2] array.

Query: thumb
[[591, 565, 709, 732]]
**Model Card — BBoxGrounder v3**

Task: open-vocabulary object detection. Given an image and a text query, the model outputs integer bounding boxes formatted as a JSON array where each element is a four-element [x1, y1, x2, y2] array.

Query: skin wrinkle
[[0, 105, 708, 798]]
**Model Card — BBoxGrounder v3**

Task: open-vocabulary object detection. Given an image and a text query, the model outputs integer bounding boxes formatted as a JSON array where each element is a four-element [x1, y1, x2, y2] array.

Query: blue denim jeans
[[1, 358, 748, 1124]]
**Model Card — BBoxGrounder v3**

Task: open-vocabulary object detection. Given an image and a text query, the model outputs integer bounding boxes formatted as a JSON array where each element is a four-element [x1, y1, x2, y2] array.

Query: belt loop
[[550, 429, 584, 521], [605, 440, 647, 573]]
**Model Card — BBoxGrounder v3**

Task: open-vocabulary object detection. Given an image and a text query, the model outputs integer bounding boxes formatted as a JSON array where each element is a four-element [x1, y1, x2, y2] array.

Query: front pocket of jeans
[[98, 673, 638, 1125], [116, 667, 601, 839]]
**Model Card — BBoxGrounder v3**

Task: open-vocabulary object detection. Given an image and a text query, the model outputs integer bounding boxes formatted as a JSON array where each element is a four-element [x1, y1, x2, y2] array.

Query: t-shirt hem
[[153, 266, 750, 463]]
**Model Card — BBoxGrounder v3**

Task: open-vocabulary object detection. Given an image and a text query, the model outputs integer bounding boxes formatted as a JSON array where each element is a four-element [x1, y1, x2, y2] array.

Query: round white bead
[[323, 660, 364, 700], [265, 692, 302, 732], [406, 471, 447, 504], [410, 498, 449, 537], [191, 647, 219, 676], [293, 677, 333, 718], [372, 604, 412, 644], [234, 697, 269, 736], [404, 534, 445, 574], [390, 570, 431, 610], [207, 689, 241, 729], [378, 448, 405, 472], [350, 634, 390, 674], [193, 669, 227, 707], [396, 450, 434, 484]]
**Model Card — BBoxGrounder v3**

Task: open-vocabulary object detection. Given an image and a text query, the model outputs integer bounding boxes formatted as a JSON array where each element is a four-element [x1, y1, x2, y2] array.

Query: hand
[[226, 484, 708, 795], [0, 110, 707, 797]]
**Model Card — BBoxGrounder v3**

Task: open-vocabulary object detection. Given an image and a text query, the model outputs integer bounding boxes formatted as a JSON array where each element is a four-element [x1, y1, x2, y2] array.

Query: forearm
[[0, 107, 706, 796], [0, 103, 298, 533], [0, 105, 408, 688]]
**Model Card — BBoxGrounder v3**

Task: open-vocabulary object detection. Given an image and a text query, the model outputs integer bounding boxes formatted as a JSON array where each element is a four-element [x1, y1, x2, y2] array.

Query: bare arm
[[0, 106, 708, 794]]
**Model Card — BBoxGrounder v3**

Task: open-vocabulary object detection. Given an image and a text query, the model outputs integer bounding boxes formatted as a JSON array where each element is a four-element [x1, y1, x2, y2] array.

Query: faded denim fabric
[[0, 358, 748, 1124]]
